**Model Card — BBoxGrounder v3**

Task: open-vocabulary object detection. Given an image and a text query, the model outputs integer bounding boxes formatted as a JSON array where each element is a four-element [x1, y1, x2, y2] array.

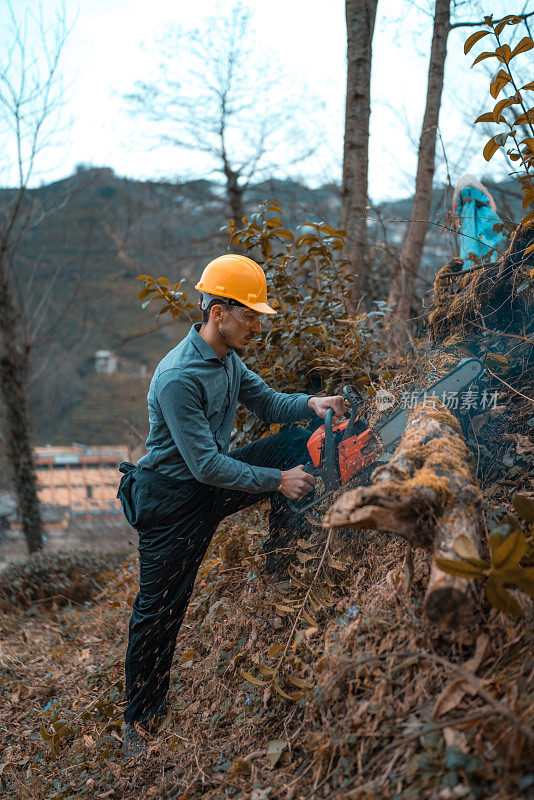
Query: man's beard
[[219, 323, 245, 356]]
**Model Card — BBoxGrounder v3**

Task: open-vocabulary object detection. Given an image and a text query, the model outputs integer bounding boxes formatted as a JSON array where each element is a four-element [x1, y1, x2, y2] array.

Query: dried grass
[[0, 499, 532, 799]]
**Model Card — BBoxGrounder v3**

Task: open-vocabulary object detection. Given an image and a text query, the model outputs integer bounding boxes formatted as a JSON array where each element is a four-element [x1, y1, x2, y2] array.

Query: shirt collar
[[189, 323, 232, 362]]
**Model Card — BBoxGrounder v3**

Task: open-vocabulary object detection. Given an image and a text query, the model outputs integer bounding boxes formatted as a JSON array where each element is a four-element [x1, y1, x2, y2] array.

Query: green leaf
[[490, 70, 512, 99], [434, 557, 485, 579], [485, 578, 523, 615], [515, 107, 534, 126], [464, 30, 491, 54], [137, 286, 154, 301], [475, 112, 503, 124], [510, 37, 534, 60], [490, 529, 528, 568], [500, 514, 522, 533], [496, 44, 512, 63], [493, 566, 534, 597], [494, 16, 522, 35], [493, 96, 518, 121], [472, 51, 498, 67], [483, 134, 507, 161], [512, 493, 534, 523], [156, 304, 173, 318], [273, 228, 294, 241]]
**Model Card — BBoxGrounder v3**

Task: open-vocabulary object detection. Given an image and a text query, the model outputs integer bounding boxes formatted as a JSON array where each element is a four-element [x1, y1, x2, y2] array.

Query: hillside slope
[[2, 168, 522, 446], [0, 498, 531, 799]]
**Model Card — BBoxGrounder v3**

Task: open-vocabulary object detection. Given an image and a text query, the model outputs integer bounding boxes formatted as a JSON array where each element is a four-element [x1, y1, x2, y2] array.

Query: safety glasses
[[226, 304, 262, 329]]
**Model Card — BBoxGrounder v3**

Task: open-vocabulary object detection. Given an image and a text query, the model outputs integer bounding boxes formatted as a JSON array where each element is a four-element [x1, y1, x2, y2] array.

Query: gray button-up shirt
[[137, 324, 315, 492]]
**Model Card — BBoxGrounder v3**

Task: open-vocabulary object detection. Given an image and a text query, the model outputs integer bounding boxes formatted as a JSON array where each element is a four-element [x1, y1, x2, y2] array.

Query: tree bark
[[224, 165, 245, 227], [323, 397, 482, 628], [0, 259, 44, 553], [387, 0, 451, 343], [340, 0, 378, 307]]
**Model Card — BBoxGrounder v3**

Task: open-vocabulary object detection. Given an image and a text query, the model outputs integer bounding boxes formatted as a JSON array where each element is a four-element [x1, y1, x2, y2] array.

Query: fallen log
[[323, 397, 482, 628]]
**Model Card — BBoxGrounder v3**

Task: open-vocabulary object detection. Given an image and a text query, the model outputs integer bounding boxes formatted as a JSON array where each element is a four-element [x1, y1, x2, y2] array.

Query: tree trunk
[[387, 0, 451, 343], [0, 260, 43, 553], [323, 397, 482, 628], [224, 165, 245, 228], [340, 0, 378, 307]]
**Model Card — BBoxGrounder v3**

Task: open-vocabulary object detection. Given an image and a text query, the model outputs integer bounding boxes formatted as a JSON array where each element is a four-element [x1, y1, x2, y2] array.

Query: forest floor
[[0, 485, 532, 800]]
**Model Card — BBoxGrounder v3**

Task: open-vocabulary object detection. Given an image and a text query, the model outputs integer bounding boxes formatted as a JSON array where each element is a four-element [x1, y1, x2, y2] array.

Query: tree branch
[[450, 11, 534, 30]]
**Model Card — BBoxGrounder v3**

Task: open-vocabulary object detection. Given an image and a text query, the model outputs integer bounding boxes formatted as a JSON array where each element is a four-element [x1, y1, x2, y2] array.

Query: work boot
[[122, 722, 147, 759]]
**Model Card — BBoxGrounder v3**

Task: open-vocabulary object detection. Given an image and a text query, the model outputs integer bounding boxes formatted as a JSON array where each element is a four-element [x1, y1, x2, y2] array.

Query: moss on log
[[323, 397, 482, 628]]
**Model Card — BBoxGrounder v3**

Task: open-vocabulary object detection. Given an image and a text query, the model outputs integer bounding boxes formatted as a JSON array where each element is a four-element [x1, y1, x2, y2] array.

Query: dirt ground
[[0, 500, 532, 800]]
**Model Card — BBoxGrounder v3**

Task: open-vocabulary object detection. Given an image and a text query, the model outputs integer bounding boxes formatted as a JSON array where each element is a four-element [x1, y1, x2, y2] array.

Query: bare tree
[[0, 2, 69, 553], [340, 0, 378, 307], [126, 3, 318, 225], [387, 0, 451, 344], [387, 3, 534, 345]]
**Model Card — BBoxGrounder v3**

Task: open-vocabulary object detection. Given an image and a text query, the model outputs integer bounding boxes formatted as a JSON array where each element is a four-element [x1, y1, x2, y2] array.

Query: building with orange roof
[[35, 445, 128, 514]]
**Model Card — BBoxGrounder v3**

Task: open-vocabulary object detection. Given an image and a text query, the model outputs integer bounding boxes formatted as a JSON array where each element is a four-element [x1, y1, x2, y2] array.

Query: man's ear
[[210, 303, 226, 323]]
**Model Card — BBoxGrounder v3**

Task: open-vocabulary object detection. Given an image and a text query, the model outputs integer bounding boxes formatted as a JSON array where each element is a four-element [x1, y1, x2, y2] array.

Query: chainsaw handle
[[323, 407, 337, 490], [341, 384, 365, 442]]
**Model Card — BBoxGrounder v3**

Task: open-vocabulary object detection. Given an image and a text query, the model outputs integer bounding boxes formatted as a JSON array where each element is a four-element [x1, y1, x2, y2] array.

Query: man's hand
[[308, 395, 346, 425], [278, 465, 315, 499]]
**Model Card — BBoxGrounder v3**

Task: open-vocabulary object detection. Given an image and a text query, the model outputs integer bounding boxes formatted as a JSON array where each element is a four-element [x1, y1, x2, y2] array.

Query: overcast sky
[[0, 0, 531, 202]]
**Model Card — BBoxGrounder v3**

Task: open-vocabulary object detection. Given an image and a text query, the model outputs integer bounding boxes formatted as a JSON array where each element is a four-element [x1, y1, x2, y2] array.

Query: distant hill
[[2, 167, 520, 447]]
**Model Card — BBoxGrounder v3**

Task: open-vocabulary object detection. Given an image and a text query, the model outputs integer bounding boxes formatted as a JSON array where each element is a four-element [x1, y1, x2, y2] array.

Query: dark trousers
[[116, 427, 311, 726]]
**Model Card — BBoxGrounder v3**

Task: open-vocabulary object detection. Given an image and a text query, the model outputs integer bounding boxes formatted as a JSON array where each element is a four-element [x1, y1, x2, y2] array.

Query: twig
[[324, 649, 534, 742], [272, 530, 333, 681], [465, 319, 534, 346], [484, 366, 534, 405]]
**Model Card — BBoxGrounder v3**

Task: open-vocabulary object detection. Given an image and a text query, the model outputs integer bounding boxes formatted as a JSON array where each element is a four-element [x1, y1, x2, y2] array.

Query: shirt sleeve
[[157, 371, 282, 493], [238, 360, 317, 423]]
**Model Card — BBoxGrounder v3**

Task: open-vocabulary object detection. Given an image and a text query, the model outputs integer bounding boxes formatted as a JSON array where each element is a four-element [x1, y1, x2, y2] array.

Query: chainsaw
[[291, 358, 485, 515]]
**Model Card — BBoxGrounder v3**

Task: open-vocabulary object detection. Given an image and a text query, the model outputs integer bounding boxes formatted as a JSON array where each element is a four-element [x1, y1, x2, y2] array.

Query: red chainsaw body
[[307, 418, 381, 485]]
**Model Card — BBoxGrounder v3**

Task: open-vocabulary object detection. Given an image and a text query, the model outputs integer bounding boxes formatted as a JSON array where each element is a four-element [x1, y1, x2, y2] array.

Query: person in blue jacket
[[117, 254, 345, 757]]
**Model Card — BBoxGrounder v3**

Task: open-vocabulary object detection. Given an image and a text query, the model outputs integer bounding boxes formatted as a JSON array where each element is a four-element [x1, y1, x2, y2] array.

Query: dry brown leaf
[[463, 633, 489, 673], [433, 634, 489, 717], [433, 678, 468, 718]]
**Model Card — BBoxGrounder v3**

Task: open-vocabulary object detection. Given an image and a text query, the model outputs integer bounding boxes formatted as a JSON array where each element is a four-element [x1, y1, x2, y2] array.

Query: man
[[117, 253, 345, 757]]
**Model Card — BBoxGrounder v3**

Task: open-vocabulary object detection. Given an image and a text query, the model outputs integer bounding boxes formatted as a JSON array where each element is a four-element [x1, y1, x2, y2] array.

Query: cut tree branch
[[323, 397, 482, 628]]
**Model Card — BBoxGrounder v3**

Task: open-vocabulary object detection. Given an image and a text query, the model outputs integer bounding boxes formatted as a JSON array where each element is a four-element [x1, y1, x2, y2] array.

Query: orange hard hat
[[195, 254, 276, 314]]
